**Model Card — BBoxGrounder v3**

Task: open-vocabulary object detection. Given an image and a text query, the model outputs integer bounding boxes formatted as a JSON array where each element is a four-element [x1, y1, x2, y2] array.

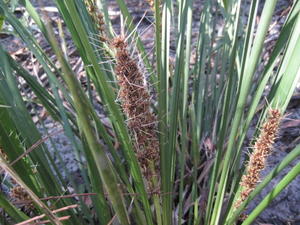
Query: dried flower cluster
[[10, 185, 34, 211], [10, 185, 31, 202], [147, 0, 155, 10], [235, 109, 281, 211], [85, 0, 107, 42], [0, 147, 8, 162], [146, 0, 162, 14], [112, 36, 159, 181]]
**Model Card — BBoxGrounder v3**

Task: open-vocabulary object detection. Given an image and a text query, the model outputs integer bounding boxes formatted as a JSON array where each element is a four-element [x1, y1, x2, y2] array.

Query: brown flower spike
[[0, 147, 8, 162], [234, 109, 282, 213], [10, 185, 34, 211], [85, 0, 107, 42], [112, 36, 159, 182]]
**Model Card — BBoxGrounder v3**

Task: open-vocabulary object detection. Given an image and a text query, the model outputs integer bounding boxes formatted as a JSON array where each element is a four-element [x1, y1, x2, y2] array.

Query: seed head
[[112, 36, 159, 183], [234, 109, 281, 214]]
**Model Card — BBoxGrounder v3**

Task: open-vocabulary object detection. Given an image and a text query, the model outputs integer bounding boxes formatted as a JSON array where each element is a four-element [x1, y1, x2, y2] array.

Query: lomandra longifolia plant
[[0, 0, 300, 225]]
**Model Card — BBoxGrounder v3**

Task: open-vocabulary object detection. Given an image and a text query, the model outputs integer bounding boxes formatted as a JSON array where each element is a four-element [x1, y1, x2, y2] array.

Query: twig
[[14, 191, 176, 205], [33, 216, 71, 225], [15, 204, 78, 225], [106, 214, 117, 225]]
